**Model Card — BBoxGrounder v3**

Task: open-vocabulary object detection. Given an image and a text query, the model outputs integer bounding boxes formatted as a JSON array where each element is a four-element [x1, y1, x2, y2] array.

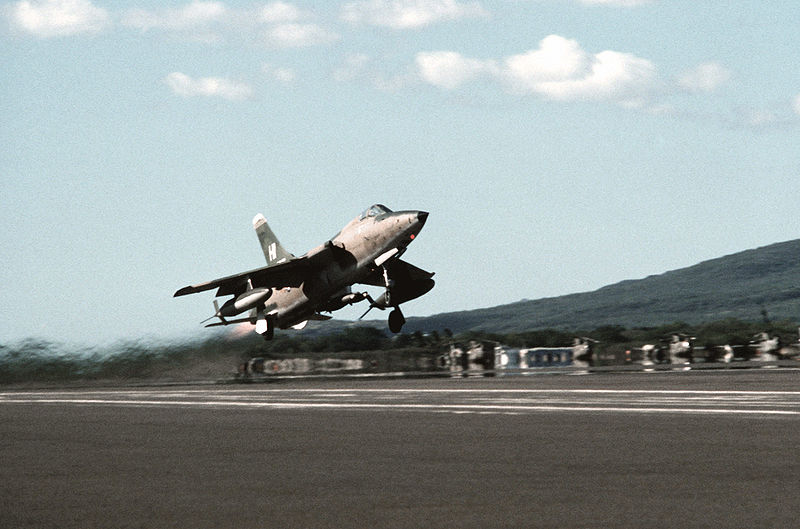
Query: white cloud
[[260, 2, 305, 23], [793, 94, 800, 116], [120, 2, 336, 48], [502, 36, 656, 103], [416, 35, 656, 106], [8, 0, 110, 37], [164, 72, 253, 100], [678, 62, 731, 92], [10, 1, 337, 48], [532, 51, 654, 104], [264, 22, 339, 48], [122, 1, 226, 32], [502, 35, 591, 87], [260, 3, 337, 48], [415, 51, 495, 89], [341, 0, 488, 29], [333, 53, 416, 91]]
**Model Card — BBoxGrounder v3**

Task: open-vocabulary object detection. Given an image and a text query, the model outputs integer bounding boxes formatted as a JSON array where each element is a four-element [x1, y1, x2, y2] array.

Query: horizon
[[3, 235, 797, 348], [3, 0, 799, 345]]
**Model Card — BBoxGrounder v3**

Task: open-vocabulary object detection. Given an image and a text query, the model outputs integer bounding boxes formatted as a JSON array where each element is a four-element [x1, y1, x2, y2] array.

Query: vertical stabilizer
[[253, 214, 294, 266]]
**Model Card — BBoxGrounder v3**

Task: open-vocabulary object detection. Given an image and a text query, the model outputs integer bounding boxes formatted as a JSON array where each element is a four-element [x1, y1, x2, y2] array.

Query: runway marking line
[[3, 386, 800, 418], [1, 397, 799, 417], [4, 389, 800, 396]]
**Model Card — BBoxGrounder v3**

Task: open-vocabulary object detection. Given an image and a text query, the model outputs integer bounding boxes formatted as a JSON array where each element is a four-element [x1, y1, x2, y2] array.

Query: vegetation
[[2, 317, 797, 384], [3, 238, 799, 383], [0, 337, 241, 385], [406, 239, 800, 334]]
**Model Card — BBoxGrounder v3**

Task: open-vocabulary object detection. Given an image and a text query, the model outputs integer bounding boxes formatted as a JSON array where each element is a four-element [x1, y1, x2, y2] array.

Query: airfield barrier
[[237, 346, 799, 382]]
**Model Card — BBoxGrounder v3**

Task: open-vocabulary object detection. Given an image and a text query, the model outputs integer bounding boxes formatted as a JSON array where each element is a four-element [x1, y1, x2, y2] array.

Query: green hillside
[[408, 239, 800, 334]]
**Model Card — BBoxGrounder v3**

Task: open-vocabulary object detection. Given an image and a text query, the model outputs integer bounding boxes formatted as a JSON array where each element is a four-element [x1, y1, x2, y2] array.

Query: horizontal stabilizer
[[205, 316, 253, 327]]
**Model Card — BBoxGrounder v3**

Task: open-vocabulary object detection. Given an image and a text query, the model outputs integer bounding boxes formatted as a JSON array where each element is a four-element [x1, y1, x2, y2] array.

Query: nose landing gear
[[358, 265, 408, 334]]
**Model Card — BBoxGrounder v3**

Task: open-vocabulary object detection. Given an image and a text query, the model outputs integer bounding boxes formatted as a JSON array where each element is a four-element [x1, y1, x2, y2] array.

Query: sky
[[2, 0, 799, 346]]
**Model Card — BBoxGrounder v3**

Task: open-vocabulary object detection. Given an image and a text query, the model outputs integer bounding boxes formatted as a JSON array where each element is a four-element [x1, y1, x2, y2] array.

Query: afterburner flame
[[227, 322, 255, 340]]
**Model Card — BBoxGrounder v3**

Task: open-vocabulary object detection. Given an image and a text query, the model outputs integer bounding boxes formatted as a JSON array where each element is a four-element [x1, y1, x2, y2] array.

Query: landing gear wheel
[[256, 313, 275, 340], [388, 308, 405, 334]]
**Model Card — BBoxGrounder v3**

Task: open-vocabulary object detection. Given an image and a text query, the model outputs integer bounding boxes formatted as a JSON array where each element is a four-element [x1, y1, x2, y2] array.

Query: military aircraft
[[174, 204, 434, 339]]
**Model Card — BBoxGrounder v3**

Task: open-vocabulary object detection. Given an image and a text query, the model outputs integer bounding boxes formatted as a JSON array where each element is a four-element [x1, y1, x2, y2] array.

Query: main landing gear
[[388, 307, 406, 334], [254, 311, 275, 340]]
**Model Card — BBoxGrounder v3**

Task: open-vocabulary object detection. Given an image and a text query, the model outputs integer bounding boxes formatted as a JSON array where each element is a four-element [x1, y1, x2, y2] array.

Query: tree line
[[1, 317, 797, 384]]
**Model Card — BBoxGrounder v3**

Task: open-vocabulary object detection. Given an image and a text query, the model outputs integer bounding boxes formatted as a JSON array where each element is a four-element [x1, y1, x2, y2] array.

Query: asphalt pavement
[[2, 370, 799, 528]]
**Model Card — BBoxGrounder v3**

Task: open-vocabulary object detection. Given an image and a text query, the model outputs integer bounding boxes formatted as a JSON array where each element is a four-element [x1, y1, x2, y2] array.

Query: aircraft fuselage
[[268, 209, 428, 329]]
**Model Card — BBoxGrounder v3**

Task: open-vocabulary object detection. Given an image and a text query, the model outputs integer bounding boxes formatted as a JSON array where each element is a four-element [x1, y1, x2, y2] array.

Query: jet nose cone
[[416, 211, 429, 225]]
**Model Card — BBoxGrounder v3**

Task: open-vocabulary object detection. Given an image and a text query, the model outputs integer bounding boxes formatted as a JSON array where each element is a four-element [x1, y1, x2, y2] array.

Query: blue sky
[[2, 0, 799, 345]]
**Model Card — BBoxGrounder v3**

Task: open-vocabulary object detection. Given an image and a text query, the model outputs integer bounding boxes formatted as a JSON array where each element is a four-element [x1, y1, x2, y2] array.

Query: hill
[[406, 239, 800, 334]]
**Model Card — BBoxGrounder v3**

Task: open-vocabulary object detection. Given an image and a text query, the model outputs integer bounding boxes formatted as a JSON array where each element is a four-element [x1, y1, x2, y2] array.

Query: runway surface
[[2, 370, 799, 528]]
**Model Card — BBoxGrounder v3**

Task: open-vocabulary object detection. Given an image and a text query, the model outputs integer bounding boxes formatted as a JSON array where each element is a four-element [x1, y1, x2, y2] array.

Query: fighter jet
[[174, 204, 434, 339]]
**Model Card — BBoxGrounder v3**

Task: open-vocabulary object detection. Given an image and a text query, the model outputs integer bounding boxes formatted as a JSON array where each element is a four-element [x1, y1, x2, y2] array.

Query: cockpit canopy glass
[[360, 204, 392, 220]]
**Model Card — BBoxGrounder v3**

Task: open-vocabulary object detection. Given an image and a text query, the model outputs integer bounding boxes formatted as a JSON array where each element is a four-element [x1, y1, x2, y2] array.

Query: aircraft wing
[[174, 258, 309, 298], [173, 240, 349, 298], [359, 258, 435, 287]]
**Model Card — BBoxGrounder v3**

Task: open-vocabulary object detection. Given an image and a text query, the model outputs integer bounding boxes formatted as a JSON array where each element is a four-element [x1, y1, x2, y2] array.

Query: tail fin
[[253, 214, 294, 266]]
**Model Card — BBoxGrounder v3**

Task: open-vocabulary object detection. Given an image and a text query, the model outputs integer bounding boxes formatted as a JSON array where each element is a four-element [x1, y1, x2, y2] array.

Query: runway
[[2, 370, 799, 528]]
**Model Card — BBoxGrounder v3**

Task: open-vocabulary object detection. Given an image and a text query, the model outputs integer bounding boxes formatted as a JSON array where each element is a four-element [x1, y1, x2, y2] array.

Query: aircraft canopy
[[360, 204, 392, 219]]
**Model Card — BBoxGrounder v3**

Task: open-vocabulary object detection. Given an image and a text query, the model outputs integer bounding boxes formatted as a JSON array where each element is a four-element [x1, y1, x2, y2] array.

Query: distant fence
[[239, 345, 800, 381], [495, 347, 575, 369]]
